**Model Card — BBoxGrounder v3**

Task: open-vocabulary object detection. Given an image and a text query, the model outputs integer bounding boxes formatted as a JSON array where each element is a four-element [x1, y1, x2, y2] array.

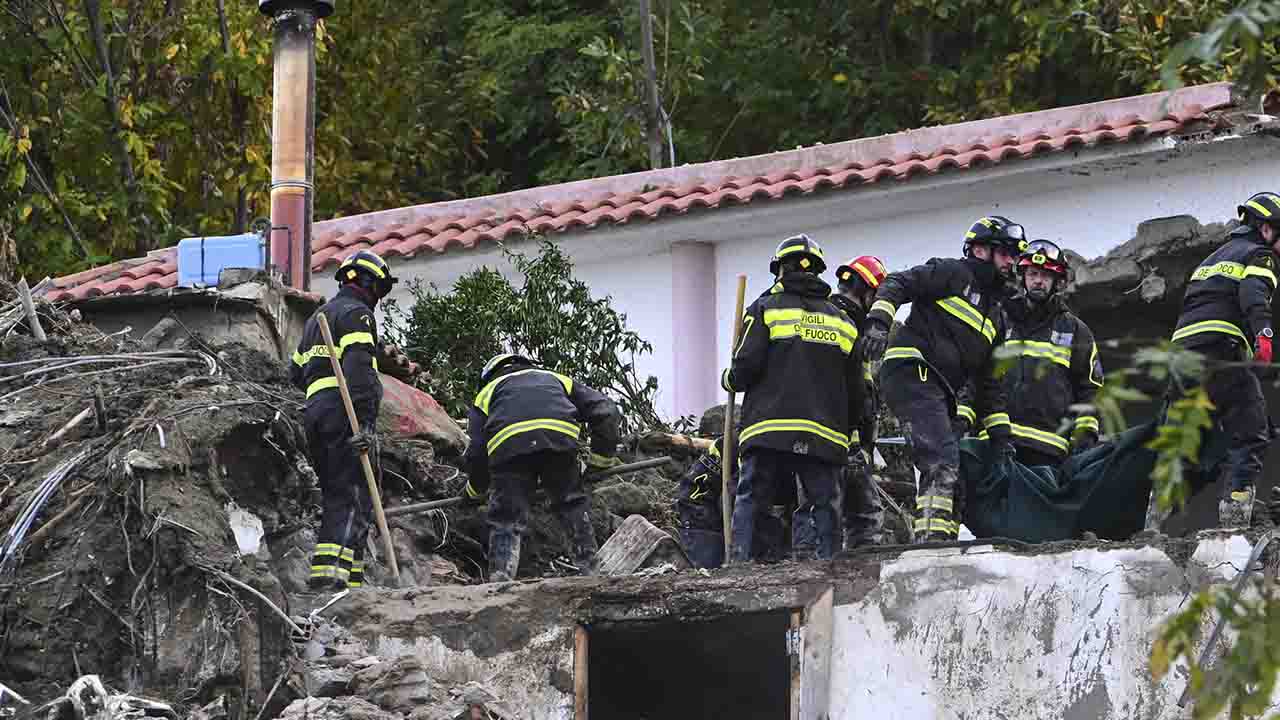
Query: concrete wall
[[317, 130, 1280, 421], [829, 535, 1258, 719]]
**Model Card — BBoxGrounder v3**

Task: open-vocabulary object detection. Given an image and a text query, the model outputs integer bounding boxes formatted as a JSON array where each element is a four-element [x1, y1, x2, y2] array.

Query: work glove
[[856, 320, 890, 364], [350, 425, 376, 454], [1071, 432, 1098, 455], [1256, 328, 1274, 364], [586, 452, 624, 473]]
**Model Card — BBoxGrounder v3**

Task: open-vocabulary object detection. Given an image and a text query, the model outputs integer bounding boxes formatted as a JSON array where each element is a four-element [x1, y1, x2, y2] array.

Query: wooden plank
[[596, 514, 690, 576], [790, 609, 803, 720], [800, 587, 834, 720], [574, 625, 589, 720]]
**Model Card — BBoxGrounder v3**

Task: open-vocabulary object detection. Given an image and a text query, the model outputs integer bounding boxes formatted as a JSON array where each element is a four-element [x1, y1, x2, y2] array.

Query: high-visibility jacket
[[1172, 226, 1277, 354], [960, 297, 1103, 459], [868, 256, 1010, 435], [721, 272, 865, 465], [463, 365, 621, 493], [290, 287, 382, 425]]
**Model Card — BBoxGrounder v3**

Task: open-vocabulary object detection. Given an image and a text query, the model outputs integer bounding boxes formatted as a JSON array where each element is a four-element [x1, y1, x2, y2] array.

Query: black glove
[[857, 320, 890, 363], [350, 425, 376, 454], [1071, 433, 1098, 454]]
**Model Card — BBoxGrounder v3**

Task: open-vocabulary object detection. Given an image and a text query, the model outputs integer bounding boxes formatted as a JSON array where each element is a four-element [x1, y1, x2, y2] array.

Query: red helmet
[[836, 255, 888, 289], [1017, 239, 1069, 276]]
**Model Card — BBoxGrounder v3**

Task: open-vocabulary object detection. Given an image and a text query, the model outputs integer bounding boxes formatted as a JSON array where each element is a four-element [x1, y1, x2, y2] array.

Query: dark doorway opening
[[588, 610, 791, 720]]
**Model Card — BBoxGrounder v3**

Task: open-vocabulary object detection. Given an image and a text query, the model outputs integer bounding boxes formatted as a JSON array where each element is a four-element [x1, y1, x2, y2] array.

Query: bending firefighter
[[1152, 192, 1280, 529], [291, 250, 397, 590], [858, 216, 1022, 543], [721, 234, 868, 561], [463, 353, 622, 581], [675, 436, 790, 567], [831, 255, 889, 548], [957, 240, 1104, 466]]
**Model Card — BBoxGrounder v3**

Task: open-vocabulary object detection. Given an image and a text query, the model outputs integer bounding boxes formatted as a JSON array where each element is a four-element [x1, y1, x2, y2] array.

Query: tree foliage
[[3, 1, 1277, 281], [388, 237, 661, 432]]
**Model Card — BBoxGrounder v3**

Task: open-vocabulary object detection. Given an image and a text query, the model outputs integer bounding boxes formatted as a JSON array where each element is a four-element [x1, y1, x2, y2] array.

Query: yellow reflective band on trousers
[[1011, 422, 1069, 453], [913, 517, 958, 535], [884, 347, 925, 362], [1171, 319, 1249, 346], [474, 368, 574, 415], [739, 418, 850, 450], [1075, 416, 1100, 433], [850, 429, 861, 445], [486, 418, 581, 455], [1004, 340, 1070, 368], [916, 495, 953, 512], [982, 413, 1010, 429], [935, 296, 996, 343], [762, 308, 857, 355], [956, 405, 977, 424], [870, 300, 898, 319]]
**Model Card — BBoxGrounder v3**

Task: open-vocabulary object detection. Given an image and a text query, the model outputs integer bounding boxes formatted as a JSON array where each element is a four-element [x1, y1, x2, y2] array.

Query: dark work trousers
[[881, 361, 960, 474], [489, 449, 597, 565], [842, 451, 884, 547], [1183, 341, 1270, 493], [305, 402, 372, 586], [730, 448, 839, 562], [677, 481, 792, 567]]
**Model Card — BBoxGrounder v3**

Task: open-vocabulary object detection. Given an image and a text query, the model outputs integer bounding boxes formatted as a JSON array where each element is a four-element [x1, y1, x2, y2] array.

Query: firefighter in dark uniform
[[956, 240, 1104, 466], [1150, 192, 1280, 529], [721, 234, 867, 562], [463, 353, 622, 581], [675, 437, 790, 567], [830, 255, 889, 548], [291, 250, 397, 590], [858, 216, 1023, 543]]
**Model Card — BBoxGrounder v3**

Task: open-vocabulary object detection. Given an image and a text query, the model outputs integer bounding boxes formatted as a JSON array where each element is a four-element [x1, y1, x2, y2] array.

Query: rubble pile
[[0, 283, 687, 717]]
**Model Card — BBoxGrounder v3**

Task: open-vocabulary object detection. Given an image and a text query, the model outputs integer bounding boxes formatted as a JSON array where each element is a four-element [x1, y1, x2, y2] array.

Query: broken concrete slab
[[596, 514, 690, 576], [278, 697, 398, 720], [349, 656, 438, 714]]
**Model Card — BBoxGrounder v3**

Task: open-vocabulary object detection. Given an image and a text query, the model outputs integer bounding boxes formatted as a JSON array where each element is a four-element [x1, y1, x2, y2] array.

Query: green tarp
[[959, 423, 1229, 542]]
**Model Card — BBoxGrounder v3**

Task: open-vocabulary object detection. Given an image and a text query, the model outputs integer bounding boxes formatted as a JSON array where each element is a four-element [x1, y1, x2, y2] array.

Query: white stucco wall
[[316, 131, 1279, 422], [828, 535, 1263, 720]]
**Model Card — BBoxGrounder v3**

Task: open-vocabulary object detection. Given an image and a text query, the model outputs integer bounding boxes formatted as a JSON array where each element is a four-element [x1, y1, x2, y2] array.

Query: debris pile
[[0, 282, 688, 715]]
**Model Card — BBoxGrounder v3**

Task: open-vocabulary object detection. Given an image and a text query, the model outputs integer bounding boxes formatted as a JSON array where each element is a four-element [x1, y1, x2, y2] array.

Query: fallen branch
[[16, 277, 46, 341], [25, 494, 88, 546], [43, 405, 95, 449], [209, 569, 306, 638]]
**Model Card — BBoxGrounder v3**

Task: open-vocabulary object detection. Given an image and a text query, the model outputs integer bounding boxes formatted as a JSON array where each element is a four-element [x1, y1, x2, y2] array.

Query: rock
[[378, 376, 467, 455], [304, 664, 355, 698], [698, 404, 725, 437], [350, 657, 438, 714], [593, 481, 659, 517], [189, 696, 228, 720], [139, 316, 180, 350], [279, 697, 398, 720]]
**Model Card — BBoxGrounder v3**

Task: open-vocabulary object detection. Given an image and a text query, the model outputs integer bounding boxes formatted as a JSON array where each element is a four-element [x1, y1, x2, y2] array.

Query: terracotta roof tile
[[43, 83, 1237, 303]]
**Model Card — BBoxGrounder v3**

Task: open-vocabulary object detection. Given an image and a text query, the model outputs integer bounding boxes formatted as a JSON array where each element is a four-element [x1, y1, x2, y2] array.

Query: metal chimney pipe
[[260, 0, 333, 291]]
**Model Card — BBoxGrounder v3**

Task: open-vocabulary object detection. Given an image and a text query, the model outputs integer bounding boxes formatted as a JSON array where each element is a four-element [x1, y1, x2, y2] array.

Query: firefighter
[[721, 234, 867, 562], [291, 250, 397, 590], [1152, 192, 1280, 529], [675, 437, 790, 567], [463, 353, 622, 581], [831, 255, 889, 548], [956, 240, 1104, 466], [857, 216, 1023, 543]]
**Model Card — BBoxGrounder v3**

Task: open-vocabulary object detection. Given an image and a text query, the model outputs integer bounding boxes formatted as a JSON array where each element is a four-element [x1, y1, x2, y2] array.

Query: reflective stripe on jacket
[[290, 287, 382, 424], [1172, 226, 1277, 353]]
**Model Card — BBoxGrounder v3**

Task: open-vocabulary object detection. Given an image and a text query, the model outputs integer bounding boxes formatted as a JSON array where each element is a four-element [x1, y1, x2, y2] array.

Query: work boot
[[912, 466, 959, 544], [1218, 486, 1256, 529], [564, 507, 599, 576], [488, 530, 521, 583]]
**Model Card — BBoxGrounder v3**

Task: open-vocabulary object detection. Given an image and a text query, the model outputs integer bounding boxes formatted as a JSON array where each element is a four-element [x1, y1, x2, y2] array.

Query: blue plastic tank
[[176, 233, 266, 287]]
